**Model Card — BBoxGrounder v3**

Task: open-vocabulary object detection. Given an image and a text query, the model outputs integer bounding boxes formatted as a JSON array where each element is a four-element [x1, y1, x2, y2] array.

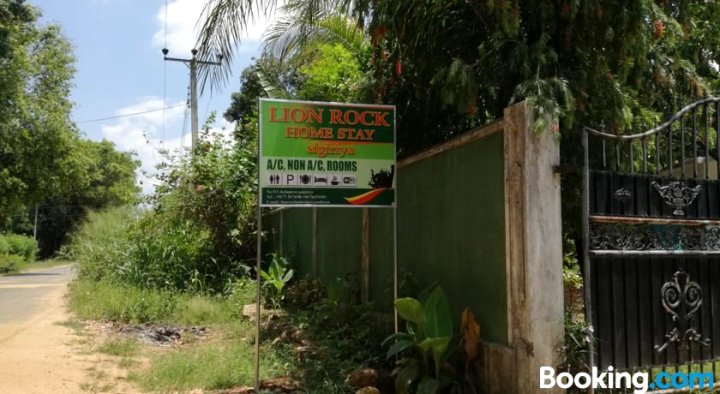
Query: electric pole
[[162, 48, 222, 151]]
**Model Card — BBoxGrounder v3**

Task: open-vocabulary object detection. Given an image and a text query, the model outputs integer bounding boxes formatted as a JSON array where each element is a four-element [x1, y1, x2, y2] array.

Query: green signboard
[[259, 99, 396, 207]]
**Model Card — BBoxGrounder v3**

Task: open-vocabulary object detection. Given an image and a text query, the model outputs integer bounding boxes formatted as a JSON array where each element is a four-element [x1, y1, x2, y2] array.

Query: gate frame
[[581, 97, 720, 391]]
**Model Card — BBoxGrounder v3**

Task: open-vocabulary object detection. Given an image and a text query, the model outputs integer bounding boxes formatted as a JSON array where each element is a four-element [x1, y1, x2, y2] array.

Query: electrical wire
[[181, 87, 190, 148], [204, 93, 214, 125], [162, 0, 169, 144], [76, 104, 185, 124]]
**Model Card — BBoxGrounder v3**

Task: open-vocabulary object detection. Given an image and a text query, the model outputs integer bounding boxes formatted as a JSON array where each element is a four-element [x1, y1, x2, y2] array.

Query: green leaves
[[386, 338, 415, 360], [422, 287, 453, 339], [387, 286, 454, 393], [417, 378, 440, 394], [260, 253, 295, 308], [395, 297, 424, 326]]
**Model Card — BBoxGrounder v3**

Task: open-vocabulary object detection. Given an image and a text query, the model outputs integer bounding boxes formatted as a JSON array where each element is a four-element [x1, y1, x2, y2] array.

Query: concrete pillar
[[503, 101, 565, 393]]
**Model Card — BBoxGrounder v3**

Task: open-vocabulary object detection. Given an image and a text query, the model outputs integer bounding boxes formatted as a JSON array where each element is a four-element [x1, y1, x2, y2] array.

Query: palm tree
[[195, 0, 370, 92]]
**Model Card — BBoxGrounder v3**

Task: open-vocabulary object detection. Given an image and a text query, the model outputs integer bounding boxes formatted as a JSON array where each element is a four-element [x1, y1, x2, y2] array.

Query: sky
[[29, 0, 274, 194]]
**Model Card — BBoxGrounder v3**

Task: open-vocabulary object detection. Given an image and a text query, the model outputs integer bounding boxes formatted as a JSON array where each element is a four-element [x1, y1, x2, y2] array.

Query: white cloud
[[100, 97, 234, 196], [153, 0, 275, 55]]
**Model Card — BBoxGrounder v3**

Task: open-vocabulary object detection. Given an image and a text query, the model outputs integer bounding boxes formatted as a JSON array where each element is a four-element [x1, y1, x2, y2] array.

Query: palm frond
[[255, 61, 291, 99], [195, 0, 275, 93], [195, 0, 368, 92], [264, 14, 367, 62]]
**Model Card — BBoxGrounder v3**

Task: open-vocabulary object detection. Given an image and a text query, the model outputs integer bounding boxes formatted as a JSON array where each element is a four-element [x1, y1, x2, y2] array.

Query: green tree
[[224, 56, 300, 138], [33, 139, 140, 256], [0, 3, 79, 213], [297, 43, 365, 102], [198, 0, 720, 154], [0, 2, 140, 255]]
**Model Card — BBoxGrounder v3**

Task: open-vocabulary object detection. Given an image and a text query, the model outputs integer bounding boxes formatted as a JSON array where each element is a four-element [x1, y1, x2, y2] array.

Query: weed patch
[[97, 338, 140, 358], [69, 280, 177, 324], [134, 340, 291, 391]]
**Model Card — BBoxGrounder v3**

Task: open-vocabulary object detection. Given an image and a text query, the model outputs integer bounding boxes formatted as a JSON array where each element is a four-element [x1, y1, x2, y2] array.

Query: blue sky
[[29, 0, 272, 193]]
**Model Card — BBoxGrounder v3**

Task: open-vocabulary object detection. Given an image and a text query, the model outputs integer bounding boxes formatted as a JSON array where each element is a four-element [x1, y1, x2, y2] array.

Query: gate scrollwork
[[651, 181, 702, 216], [655, 270, 710, 353]]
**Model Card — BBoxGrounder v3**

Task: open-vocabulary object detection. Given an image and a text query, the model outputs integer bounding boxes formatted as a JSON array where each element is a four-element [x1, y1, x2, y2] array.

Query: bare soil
[[0, 281, 140, 394]]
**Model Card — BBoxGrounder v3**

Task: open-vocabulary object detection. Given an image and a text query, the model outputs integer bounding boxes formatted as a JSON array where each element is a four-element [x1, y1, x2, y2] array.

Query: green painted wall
[[315, 208, 363, 287], [395, 132, 507, 344], [279, 208, 313, 274], [263, 131, 508, 344]]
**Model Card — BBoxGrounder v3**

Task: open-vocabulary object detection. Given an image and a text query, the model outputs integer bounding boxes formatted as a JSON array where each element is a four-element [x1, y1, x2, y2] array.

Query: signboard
[[259, 99, 396, 207]]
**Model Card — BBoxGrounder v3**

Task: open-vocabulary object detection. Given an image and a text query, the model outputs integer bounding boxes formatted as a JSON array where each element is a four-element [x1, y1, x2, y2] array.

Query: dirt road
[[0, 265, 137, 394]]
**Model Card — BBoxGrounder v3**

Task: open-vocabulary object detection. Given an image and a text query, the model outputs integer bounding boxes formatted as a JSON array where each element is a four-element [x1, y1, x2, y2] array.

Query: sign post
[[254, 99, 396, 389]]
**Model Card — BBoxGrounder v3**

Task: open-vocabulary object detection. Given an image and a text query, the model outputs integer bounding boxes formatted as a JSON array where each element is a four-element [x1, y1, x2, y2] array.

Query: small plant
[[384, 286, 454, 393], [563, 234, 584, 317], [560, 312, 593, 374], [383, 286, 482, 393], [260, 253, 294, 309]]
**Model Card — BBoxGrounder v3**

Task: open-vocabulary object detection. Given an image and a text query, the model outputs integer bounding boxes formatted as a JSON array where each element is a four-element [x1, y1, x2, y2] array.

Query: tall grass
[[63, 206, 136, 282], [66, 205, 247, 293], [69, 279, 256, 325], [69, 280, 177, 323]]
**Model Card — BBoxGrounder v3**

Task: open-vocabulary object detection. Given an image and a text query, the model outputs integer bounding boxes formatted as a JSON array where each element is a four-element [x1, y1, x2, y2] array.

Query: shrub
[[0, 237, 9, 255], [66, 128, 258, 294], [123, 214, 219, 292], [0, 233, 38, 261], [0, 254, 26, 274]]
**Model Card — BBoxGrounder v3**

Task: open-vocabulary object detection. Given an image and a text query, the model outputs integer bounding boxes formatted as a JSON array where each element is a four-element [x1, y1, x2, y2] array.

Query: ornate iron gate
[[582, 98, 720, 387]]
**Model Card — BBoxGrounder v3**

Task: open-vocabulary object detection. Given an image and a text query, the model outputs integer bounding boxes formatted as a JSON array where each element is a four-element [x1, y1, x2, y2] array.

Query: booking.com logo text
[[540, 366, 714, 393]]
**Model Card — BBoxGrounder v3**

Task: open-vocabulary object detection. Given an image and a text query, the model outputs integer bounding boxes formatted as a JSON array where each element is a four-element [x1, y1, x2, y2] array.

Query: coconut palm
[[195, 0, 370, 92]]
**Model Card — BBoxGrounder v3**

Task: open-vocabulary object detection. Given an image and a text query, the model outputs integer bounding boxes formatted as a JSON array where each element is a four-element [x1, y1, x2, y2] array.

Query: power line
[[76, 104, 186, 124], [162, 0, 169, 143], [181, 89, 190, 148]]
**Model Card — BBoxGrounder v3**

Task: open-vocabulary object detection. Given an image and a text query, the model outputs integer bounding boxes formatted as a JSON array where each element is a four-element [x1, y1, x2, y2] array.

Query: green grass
[[69, 280, 178, 324], [68, 278, 255, 326], [173, 295, 236, 326], [97, 338, 140, 357], [67, 277, 296, 392], [133, 334, 291, 391], [65, 279, 394, 393], [22, 258, 75, 271]]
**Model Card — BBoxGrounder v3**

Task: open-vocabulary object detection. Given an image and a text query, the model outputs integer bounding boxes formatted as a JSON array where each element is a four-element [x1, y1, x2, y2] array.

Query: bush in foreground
[[0, 255, 26, 274], [0, 233, 38, 261]]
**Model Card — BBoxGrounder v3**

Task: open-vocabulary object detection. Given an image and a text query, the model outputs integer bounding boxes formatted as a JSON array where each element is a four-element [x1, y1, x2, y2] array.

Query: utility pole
[[162, 48, 222, 151]]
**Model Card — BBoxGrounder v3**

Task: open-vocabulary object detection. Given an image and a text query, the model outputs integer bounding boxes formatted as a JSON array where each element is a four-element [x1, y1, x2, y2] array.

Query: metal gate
[[582, 98, 720, 387]]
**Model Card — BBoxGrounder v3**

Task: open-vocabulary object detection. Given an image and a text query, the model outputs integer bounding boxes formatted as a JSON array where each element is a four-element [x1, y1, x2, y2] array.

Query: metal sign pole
[[393, 203, 398, 333], [581, 130, 595, 394], [253, 202, 262, 390]]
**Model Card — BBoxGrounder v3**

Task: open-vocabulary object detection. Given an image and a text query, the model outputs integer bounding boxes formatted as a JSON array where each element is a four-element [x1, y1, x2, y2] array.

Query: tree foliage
[[200, 0, 720, 155], [297, 43, 365, 102], [0, 1, 139, 256]]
